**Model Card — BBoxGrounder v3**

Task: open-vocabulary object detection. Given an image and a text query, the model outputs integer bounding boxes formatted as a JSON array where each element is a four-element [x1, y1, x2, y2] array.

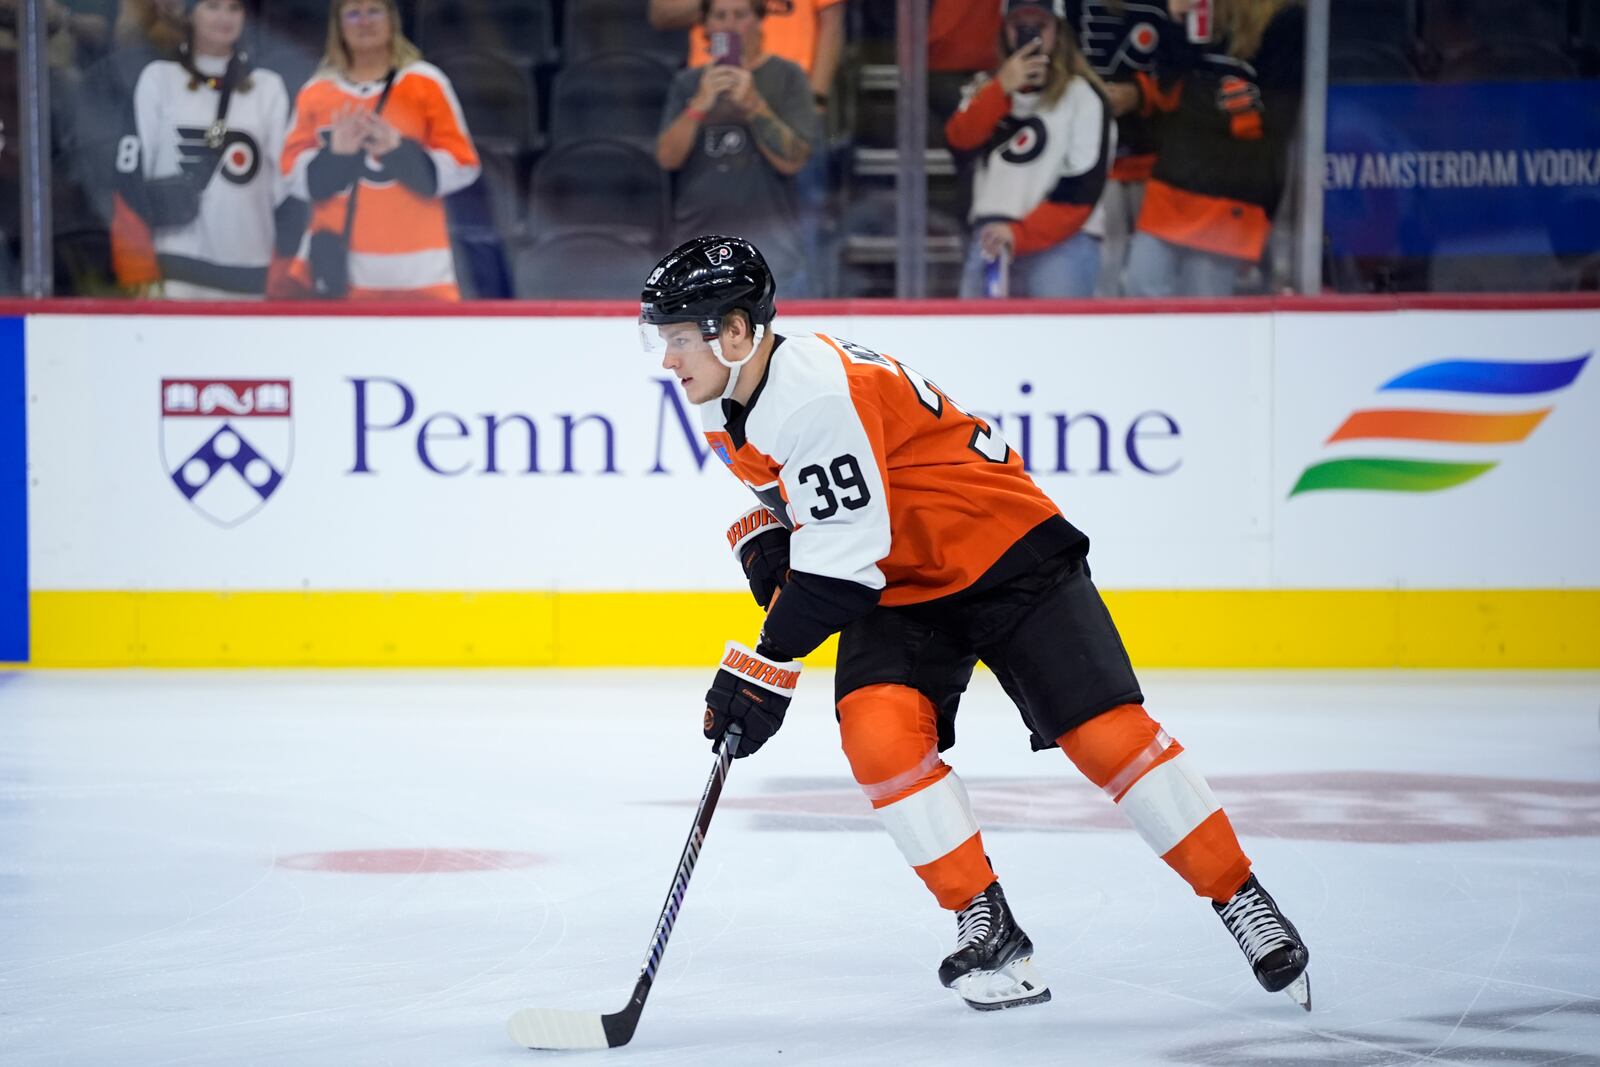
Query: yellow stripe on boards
[[1100, 589, 1598, 668], [22, 589, 1600, 668]]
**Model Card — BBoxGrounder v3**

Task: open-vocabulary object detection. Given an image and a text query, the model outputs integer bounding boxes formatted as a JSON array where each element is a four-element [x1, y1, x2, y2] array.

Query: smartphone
[[1012, 23, 1044, 91], [710, 29, 742, 66]]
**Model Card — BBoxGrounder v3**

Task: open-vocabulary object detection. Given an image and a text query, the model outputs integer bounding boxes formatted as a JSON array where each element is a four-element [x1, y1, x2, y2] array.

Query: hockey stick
[[506, 724, 742, 1050]]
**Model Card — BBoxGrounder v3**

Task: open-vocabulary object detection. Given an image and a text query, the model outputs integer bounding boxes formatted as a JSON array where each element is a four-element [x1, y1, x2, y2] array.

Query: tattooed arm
[[727, 66, 811, 177], [747, 99, 811, 176]]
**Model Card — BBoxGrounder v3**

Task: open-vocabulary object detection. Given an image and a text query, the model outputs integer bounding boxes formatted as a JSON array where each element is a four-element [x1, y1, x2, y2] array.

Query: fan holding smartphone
[[655, 0, 820, 298], [944, 0, 1115, 299]]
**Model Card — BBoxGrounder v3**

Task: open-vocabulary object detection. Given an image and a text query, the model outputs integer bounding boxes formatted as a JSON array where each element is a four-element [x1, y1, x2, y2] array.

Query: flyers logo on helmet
[[708, 244, 735, 265]]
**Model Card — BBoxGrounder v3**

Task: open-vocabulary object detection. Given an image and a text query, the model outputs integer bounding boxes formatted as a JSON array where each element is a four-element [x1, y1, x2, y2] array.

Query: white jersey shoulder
[[698, 331, 847, 440], [742, 333, 852, 450], [704, 332, 892, 591]]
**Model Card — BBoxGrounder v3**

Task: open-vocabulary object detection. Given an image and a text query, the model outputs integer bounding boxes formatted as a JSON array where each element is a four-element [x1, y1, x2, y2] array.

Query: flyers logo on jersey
[[1000, 117, 1048, 165], [704, 127, 746, 158], [160, 379, 293, 527], [176, 126, 262, 185]]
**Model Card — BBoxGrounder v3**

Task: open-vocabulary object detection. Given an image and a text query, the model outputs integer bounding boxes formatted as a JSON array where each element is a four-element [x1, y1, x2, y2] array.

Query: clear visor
[[638, 317, 717, 359]]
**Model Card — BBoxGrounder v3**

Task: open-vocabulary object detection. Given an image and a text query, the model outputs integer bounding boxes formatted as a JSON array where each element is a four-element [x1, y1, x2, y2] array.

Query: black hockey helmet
[[639, 235, 777, 340]]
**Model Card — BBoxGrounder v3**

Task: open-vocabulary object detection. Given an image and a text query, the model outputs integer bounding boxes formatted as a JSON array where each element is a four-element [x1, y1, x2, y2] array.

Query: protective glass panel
[[12, 0, 1598, 300], [1322, 0, 1600, 294]]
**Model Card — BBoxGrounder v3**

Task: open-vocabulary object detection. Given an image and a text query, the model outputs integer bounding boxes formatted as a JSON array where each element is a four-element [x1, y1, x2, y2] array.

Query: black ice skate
[[1214, 874, 1311, 1011], [937, 881, 1051, 1012]]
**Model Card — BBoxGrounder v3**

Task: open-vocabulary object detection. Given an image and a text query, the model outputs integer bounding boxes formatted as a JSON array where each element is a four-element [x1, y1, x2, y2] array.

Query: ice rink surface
[[2, 668, 1598, 1066]]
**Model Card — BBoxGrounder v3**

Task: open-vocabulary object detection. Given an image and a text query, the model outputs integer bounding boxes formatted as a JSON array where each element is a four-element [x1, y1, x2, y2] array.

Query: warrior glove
[[704, 640, 800, 758], [726, 506, 790, 610]]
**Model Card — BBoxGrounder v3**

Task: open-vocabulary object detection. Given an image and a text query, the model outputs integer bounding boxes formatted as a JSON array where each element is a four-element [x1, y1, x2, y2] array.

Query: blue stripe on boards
[[0, 317, 26, 662]]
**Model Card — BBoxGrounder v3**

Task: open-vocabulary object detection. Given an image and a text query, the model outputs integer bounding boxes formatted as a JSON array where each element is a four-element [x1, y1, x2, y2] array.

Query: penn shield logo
[[1290, 354, 1589, 496], [161, 379, 293, 526]]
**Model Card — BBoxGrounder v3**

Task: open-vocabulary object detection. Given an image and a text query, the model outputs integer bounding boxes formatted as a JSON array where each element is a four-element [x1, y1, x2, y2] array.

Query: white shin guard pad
[[875, 770, 981, 867], [1116, 753, 1222, 855]]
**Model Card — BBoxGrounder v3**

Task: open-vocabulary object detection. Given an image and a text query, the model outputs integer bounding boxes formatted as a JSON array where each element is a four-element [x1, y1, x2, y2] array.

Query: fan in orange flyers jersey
[[278, 0, 479, 300], [638, 234, 1313, 1014]]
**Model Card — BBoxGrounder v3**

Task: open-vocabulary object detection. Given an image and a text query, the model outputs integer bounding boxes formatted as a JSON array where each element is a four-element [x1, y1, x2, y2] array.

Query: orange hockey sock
[[839, 684, 997, 910], [1059, 704, 1250, 902]]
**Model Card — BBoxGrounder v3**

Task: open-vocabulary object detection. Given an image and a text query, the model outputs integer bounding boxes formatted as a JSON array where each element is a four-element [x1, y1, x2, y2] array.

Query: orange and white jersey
[[702, 332, 1075, 608], [281, 61, 480, 299]]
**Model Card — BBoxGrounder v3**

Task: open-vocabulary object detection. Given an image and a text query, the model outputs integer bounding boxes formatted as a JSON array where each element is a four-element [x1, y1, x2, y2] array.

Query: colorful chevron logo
[[1289, 354, 1590, 497]]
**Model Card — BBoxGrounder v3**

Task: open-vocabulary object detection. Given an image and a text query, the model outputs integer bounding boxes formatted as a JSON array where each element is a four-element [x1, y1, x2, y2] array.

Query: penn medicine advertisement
[[12, 306, 1599, 665]]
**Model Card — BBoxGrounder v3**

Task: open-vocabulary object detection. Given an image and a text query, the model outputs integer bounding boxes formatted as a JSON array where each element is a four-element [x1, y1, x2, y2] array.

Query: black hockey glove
[[704, 640, 801, 758], [726, 506, 790, 609]]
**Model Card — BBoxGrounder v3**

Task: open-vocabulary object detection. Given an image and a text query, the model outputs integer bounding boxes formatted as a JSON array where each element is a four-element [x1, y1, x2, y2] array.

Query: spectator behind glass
[[652, 0, 843, 294], [64, 0, 187, 293], [278, 0, 480, 300], [1123, 0, 1304, 297], [112, 0, 291, 299], [657, 0, 816, 297], [650, 0, 844, 108], [946, 0, 1114, 298], [1070, 0, 1177, 296], [0, 0, 113, 75]]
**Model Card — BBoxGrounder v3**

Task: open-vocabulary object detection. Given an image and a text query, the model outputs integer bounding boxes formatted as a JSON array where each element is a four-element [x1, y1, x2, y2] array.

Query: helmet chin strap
[[709, 324, 766, 401]]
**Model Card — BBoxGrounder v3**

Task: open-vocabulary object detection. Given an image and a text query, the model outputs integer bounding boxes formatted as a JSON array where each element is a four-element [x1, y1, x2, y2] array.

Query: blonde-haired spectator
[[1123, 0, 1304, 296], [946, 0, 1114, 297], [278, 0, 479, 299]]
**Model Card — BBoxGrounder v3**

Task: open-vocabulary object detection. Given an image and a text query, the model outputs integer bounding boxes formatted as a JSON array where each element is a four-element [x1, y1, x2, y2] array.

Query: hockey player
[[112, 0, 292, 299], [639, 234, 1312, 1013]]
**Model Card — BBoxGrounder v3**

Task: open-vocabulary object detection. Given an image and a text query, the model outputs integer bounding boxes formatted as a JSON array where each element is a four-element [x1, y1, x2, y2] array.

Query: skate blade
[[951, 955, 1052, 1012], [1282, 971, 1311, 1012]]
